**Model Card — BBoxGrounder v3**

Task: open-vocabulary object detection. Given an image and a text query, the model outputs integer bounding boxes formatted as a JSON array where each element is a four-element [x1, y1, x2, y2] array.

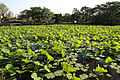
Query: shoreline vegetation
[[0, 1, 120, 26]]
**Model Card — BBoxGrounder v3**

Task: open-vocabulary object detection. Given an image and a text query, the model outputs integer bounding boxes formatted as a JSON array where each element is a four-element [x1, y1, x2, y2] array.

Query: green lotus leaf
[[61, 62, 76, 73], [0, 56, 8, 60], [89, 72, 96, 77], [22, 59, 32, 63], [75, 63, 83, 68], [81, 67, 88, 72], [95, 57, 101, 60], [79, 74, 88, 80], [95, 51, 98, 56], [44, 72, 55, 79], [16, 42, 22, 48], [5, 64, 15, 73], [27, 47, 34, 54], [106, 74, 112, 77], [86, 40, 90, 44], [31, 73, 41, 80], [95, 64, 108, 73], [1, 48, 10, 53], [8, 43, 12, 47], [16, 70, 25, 74], [66, 73, 72, 79], [46, 54, 54, 61], [34, 61, 43, 66], [62, 51, 66, 57], [54, 70, 63, 76], [73, 73, 80, 80], [16, 49, 25, 55], [44, 65, 50, 72], [105, 57, 115, 63]]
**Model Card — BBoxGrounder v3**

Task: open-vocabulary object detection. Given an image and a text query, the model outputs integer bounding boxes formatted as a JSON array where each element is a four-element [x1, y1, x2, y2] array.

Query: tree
[[80, 6, 92, 23], [71, 8, 80, 23], [92, 1, 120, 25], [0, 3, 8, 18], [30, 7, 42, 23], [0, 3, 9, 24], [18, 9, 31, 20], [41, 7, 54, 24], [62, 13, 72, 22], [18, 7, 54, 24], [53, 14, 62, 24]]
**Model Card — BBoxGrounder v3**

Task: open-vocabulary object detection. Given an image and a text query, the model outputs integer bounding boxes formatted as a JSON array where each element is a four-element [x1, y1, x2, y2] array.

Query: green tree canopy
[[92, 1, 120, 25], [62, 13, 72, 22], [71, 8, 80, 23], [80, 6, 92, 23], [18, 7, 54, 24]]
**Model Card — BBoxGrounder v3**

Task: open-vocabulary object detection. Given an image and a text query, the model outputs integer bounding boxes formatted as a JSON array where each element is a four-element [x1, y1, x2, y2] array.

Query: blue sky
[[1, 0, 120, 15]]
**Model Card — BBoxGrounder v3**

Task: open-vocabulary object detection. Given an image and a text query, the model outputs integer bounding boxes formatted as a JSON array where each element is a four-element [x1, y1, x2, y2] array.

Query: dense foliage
[[71, 1, 120, 25], [17, 1, 120, 25], [17, 7, 54, 24], [0, 3, 14, 25], [0, 1, 120, 25], [0, 25, 120, 80]]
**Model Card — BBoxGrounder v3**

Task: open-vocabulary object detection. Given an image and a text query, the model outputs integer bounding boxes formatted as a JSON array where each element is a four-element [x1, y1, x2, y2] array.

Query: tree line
[[0, 1, 120, 25]]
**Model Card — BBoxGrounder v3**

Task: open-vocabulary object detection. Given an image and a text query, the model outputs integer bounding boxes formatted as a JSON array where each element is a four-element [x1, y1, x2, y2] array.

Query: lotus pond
[[0, 25, 120, 80]]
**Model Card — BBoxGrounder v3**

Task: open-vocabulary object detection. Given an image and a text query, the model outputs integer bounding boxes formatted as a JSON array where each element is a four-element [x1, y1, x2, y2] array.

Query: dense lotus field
[[0, 25, 120, 80]]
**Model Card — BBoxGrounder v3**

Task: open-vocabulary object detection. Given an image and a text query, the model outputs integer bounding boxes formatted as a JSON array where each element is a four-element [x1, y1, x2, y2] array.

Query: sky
[[0, 0, 120, 15]]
